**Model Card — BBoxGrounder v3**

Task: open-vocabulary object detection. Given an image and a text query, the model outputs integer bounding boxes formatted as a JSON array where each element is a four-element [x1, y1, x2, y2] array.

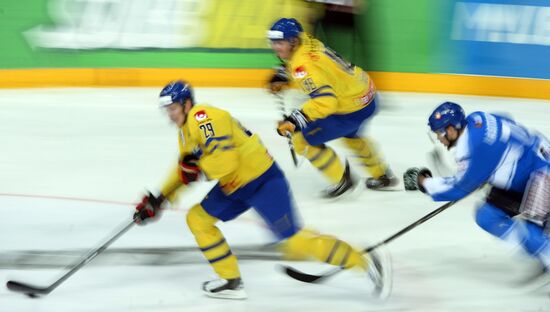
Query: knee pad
[[186, 204, 218, 235]]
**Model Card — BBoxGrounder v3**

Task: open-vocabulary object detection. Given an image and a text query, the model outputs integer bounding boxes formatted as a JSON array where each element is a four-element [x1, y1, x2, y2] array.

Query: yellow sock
[[342, 137, 387, 178], [186, 204, 240, 279], [293, 133, 344, 183], [283, 229, 366, 270]]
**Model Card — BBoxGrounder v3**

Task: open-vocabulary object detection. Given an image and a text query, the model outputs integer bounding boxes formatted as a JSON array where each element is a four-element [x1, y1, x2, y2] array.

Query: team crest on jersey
[[293, 66, 307, 79], [194, 110, 208, 122]]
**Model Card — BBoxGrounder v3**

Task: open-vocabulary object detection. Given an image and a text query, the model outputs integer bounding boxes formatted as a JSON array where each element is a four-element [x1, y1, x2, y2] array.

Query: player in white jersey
[[404, 102, 550, 283]]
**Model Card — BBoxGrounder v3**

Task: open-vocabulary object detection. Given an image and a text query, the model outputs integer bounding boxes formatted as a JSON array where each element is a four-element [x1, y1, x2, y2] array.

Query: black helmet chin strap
[[445, 127, 463, 150], [446, 136, 457, 150]]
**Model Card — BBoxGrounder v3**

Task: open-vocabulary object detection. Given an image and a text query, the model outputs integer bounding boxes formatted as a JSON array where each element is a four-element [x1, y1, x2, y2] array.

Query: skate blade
[[321, 178, 364, 202], [367, 245, 393, 301], [203, 288, 248, 300]]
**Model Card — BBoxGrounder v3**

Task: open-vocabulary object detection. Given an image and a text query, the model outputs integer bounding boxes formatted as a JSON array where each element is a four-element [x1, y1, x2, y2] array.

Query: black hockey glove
[[179, 154, 201, 185], [403, 167, 432, 193], [133, 192, 165, 225], [268, 64, 289, 93], [277, 109, 309, 136], [270, 64, 289, 83]]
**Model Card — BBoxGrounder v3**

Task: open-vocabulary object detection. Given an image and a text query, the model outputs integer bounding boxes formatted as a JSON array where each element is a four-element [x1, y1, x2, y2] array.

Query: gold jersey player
[[268, 18, 397, 197], [132, 81, 391, 300]]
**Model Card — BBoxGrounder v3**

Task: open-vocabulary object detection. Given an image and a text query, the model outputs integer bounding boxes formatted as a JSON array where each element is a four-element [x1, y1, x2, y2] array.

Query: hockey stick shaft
[[283, 201, 457, 283], [6, 219, 135, 296], [363, 200, 456, 253], [274, 93, 298, 167], [426, 131, 453, 176], [285, 133, 299, 166]]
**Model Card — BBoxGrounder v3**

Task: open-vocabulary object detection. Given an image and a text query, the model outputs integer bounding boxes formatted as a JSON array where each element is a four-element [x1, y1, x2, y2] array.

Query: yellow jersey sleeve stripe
[[310, 93, 336, 99], [207, 143, 235, 153], [309, 85, 333, 95], [205, 135, 231, 148], [311, 85, 333, 92], [309, 85, 335, 98]]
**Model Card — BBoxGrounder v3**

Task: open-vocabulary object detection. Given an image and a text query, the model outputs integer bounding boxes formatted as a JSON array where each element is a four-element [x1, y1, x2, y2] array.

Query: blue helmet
[[267, 18, 303, 41], [159, 80, 194, 107], [428, 102, 467, 133]]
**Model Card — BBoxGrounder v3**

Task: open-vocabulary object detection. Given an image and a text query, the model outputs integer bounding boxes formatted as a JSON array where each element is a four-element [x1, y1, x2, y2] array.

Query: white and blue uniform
[[424, 112, 549, 199], [424, 111, 550, 264]]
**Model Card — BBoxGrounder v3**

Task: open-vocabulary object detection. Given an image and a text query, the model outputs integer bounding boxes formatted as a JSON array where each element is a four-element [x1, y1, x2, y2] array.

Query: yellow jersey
[[286, 33, 376, 121], [160, 104, 274, 197]]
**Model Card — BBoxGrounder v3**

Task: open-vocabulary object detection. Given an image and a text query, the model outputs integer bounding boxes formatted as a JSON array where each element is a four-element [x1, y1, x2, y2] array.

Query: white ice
[[0, 87, 549, 311]]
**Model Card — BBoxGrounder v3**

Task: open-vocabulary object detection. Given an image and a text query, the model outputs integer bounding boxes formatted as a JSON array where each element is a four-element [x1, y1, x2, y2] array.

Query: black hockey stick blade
[[282, 265, 342, 284], [282, 201, 457, 284], [6, 280, 49, 297]]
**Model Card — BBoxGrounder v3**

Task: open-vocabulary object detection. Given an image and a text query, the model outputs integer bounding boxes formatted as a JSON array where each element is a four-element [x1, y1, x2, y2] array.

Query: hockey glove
[[277, 109, 309, 136], [403, 167, 432, 193], [179, 154, 201, 184], [268, 64, 289, 94], [133, 192, 165, 225]]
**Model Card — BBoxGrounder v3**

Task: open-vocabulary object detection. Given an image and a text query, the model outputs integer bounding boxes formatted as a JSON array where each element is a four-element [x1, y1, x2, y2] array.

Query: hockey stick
[[6, 219, 135, 297], [274, 93, 298, 167], [285, 132, 299, 166], [282, 201, 457, 283]]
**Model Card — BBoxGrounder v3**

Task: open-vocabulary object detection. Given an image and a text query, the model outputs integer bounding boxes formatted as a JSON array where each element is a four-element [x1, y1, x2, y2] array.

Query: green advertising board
[[0, 0, 323, 69], [0, 0, 448, 73], [1, 0, 548, 93]]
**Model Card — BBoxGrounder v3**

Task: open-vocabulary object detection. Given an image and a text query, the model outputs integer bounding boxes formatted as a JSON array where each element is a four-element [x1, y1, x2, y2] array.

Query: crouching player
[[405, 102, 550, 285], [133, 80, 392, 299]]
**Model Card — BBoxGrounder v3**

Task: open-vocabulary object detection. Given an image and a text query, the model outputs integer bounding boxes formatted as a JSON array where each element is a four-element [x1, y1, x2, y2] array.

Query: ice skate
[[202, 277, 247, 300], [365, 247, 393, 300], [322, 161, 356, 198], [366, 170, 399, 190]]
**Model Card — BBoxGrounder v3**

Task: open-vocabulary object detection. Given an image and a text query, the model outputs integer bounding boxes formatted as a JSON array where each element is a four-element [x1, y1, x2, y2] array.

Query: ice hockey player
[[404, 102, 550, 283], [266, 18, 397, 198], [133, 80, 391, 300]]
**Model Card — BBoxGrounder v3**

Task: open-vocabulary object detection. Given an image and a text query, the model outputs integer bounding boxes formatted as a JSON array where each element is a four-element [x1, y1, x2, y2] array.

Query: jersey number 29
[[199, 123, 215, 139]]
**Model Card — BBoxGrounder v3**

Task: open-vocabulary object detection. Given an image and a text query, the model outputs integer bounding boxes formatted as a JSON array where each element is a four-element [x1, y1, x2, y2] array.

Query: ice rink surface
[[0, 87, 549, 311]]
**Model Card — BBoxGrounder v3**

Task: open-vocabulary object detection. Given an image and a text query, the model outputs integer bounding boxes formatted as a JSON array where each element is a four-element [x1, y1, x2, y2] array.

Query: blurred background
[[0, 0, 548, 97]]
